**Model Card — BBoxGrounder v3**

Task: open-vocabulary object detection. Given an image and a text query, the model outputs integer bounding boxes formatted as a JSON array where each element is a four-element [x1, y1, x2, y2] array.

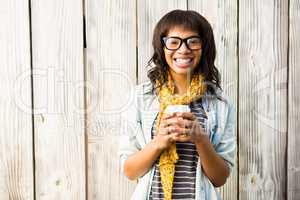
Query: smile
[[173, 58, 193, 67]]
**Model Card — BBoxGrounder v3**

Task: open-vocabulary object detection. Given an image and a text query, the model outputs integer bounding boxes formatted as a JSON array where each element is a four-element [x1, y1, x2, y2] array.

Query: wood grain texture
[[137, 0, 187, 83], [239, 1, 288, 199], [288, 0, 300, 199], [188, 0, 238, 199], [85, 0, 137, 199], [0, 1, 297, 199], [31, 0, 86, 199], [0, 0, 34, 199]]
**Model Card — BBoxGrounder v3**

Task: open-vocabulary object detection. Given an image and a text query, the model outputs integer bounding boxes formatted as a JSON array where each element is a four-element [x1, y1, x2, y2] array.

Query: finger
[[156, 126, 170, 135], [168, 132, 181, 141], [162, 113, 176, 120], [159, 131, 168, 136], [159, 117, 178, 129], [172, 126, 191, 136], [159, 121, 167, 129], [176, 135, 191, 142], [191, 120, 205, 132], [162, 117, 180, 127], [169, 126, 179, 133], [158, 126, 177, 136], [163, 117, 194, 129], [176, 112, 196, 120], [176, 118, 193, 129], [158, 120, 182, 136], [169, 132, 190, 142]]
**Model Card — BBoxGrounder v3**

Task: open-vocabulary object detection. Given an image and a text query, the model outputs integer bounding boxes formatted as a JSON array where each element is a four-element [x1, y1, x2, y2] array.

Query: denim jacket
[[118, 81, 236, 200]]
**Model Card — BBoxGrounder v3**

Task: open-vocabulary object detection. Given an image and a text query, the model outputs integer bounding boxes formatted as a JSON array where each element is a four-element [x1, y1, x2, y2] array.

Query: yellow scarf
[[155, 72, 206, 200]]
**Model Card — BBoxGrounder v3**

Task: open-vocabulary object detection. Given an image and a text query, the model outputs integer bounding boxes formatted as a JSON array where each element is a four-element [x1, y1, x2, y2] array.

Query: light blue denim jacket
[[118, 81, 236, 200]]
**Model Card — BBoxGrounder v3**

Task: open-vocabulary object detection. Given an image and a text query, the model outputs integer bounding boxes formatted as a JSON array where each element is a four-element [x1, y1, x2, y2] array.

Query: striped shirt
[[149, 99, 207, 200]]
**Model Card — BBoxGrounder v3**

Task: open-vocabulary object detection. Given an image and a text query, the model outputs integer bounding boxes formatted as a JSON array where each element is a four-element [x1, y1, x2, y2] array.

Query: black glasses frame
[[162, 36, 202, 51]]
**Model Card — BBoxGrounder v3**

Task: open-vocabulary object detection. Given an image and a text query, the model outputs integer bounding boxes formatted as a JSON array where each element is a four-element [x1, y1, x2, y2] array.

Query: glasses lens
[[187, 37, 202, 50], [164, 37, 181, 50]]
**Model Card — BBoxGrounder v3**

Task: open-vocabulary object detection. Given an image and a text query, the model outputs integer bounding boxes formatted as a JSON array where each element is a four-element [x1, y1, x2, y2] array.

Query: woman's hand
[[154, 111, 209, 149], [169, 112, 209, 144], [153, 113, 183, 150]]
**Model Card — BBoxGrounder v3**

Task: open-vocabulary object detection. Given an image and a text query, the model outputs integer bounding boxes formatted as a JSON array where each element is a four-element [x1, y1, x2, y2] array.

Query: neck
[[170, 73, 191, 95]]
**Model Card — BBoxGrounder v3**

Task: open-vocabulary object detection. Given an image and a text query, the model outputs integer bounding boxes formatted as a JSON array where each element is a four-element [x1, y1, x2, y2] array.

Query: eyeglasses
[[162, 36, 202, 50]]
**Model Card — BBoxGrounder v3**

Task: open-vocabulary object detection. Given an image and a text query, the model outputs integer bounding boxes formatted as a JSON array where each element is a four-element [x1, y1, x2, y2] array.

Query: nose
[[177, 41, 191, 53]]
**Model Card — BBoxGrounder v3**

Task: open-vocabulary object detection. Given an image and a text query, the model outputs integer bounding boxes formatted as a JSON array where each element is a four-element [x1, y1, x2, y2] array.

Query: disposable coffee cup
[[164, 105, 191, 115]]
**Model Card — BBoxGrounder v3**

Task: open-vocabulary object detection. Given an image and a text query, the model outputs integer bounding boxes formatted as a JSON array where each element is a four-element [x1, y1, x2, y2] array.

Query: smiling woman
[[162, 28, 202, 94], [148, 9, 221, 97], [119, 9, 236, 200]]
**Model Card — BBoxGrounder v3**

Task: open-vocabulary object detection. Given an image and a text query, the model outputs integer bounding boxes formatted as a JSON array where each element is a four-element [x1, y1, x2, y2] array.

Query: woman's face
[[163, 26, 202, 80]]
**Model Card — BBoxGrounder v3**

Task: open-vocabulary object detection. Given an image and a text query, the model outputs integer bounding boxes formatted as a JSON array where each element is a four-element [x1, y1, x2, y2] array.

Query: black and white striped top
[[149, 99, 207, 200]]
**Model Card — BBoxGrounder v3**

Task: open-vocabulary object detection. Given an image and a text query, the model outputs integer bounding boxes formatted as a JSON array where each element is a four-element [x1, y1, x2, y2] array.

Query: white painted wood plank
[[31, 0, 85, 199], [85, 0, 136, 199], [239, 1, 288, 199], [288, 0, 300, 199], [0, 0, 34, 199], [188, 1, 238, 199], [137, 0, 187, 83]]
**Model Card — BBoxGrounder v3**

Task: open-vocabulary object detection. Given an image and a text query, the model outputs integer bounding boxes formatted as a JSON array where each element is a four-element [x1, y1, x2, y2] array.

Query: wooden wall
[[0, 0, 298, 199]]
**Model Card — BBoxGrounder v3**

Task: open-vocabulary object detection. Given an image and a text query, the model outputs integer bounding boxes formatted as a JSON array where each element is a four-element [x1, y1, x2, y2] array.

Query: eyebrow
[[165, 35, 200, 39]]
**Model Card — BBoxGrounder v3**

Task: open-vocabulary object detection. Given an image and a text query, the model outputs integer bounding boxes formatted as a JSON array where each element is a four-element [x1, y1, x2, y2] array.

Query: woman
[[119, 10, 236, 200]]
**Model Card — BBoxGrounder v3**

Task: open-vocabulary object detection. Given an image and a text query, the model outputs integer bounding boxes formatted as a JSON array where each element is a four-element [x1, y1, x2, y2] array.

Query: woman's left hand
[[172, 112, 208, 144]]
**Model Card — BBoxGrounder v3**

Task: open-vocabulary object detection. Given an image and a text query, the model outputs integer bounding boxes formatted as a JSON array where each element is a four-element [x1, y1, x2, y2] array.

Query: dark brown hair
[[147, 9, 221, 95]]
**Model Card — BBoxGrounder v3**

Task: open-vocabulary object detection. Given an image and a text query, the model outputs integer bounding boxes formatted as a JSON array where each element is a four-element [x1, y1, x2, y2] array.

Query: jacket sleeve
[[213, 102, 236, 174], [118, 86, 144, 174]]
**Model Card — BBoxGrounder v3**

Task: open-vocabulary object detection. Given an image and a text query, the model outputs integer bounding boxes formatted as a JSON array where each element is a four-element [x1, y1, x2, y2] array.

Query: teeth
[[175, 58, 192, 64]]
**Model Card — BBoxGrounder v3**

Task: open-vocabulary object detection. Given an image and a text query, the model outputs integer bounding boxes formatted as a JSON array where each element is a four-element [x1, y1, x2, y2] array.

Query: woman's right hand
[[153, 113, 181, 151]]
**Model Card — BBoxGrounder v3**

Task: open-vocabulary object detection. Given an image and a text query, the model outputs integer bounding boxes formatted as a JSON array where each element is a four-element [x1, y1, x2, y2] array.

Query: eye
[[167, 38, 180, 45], [164, 37, 181, 50], [187, 37, 202, 50], [188, 37, 201, 44]]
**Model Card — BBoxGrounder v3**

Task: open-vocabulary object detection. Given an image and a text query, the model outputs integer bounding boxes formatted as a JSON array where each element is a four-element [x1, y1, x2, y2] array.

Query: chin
[[172, 66, 195, 76]]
